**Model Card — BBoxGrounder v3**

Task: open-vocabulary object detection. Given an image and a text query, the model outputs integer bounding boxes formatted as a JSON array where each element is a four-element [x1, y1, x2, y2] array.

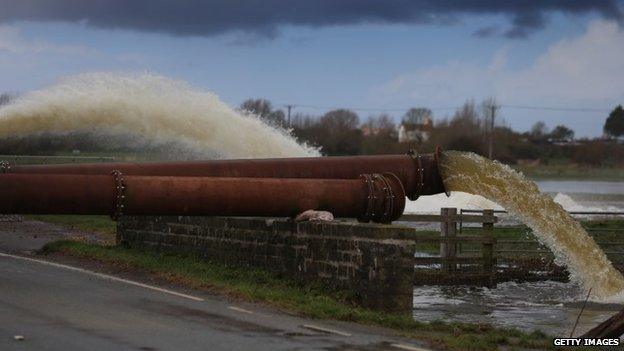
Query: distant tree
[[290, 113, 323, 147], [451, 100, 480, 127], [550, 125, 574, 140], [530, 121, 548, 140], [318, 109, 362, 155], [604, 105, 624, 137], [425, 100, 484, 154], [362, 113, 395, 133], [447, 135, 483, 154], [240, 98, 271, 117], [449, 100, 482, 139], [0, 93, 14, 106], [320, 109, 359, 130], [403, 107, 432, 124], [240, 98, 286, 126], [360, 114, 399, 154], [271, 110, 286, 125]]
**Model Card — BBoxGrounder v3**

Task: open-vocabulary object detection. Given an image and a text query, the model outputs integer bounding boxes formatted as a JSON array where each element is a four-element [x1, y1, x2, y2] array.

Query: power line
[[280, 103, 457, 112], [278, 102, 612, 114], [500, 105, 611, 112]]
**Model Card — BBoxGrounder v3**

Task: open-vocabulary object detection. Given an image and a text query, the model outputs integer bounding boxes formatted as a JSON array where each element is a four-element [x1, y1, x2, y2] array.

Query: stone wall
[[117, 216, 416, 312]]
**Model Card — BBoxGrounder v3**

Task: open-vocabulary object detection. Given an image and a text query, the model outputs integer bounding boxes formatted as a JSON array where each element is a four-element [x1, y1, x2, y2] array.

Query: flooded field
[[413, 281, 622, 336], [536, 180, 624, 195], [406, 180, 624, 215], [408, 178, 624, 335], [537, 180, 624, 212]]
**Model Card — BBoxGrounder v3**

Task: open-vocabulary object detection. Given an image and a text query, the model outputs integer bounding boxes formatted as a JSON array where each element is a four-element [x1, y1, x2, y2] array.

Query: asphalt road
[[0, 219, 428, 351]]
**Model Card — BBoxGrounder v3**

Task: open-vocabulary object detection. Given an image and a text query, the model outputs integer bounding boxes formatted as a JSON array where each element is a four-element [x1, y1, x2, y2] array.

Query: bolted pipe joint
[[406, 147, 449, 200], [358, 173, 405, 224]]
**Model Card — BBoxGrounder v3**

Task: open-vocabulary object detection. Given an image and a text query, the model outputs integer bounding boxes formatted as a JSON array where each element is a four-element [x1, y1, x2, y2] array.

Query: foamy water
[[439, 151, 624, 301], [404, 192, 622, 214], [0, 73, 317, 159]]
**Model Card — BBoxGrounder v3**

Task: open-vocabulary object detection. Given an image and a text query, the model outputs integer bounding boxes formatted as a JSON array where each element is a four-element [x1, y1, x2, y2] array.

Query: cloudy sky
[[0, 0, 623, 137]]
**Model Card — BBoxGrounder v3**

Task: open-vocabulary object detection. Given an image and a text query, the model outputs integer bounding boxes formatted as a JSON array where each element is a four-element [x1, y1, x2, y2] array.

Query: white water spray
[[0, 72, 317, 159]]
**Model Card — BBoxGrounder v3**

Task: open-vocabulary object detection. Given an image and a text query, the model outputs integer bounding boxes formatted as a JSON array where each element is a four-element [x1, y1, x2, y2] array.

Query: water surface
[[413, 281, 621, 336]]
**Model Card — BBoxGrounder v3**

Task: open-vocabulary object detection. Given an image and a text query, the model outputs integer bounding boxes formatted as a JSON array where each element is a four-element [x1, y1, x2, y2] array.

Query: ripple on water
[[413, 281, 622, 335]]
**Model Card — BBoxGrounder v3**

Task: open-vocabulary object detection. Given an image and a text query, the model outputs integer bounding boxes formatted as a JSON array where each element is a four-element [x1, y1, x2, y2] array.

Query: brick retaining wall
[[117, 216, 416, 312]]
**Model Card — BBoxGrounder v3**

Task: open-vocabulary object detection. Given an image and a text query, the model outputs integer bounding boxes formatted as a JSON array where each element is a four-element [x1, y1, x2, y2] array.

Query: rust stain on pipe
[[0, 173, 405, 223], [3, 150, 447, 199]]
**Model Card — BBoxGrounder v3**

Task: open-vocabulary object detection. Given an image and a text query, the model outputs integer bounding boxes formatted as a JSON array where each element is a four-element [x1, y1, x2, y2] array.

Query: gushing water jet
[[439, 150, 624, 301]]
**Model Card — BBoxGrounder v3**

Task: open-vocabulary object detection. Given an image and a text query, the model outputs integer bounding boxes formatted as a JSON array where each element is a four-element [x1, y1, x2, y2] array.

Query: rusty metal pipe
[[0, 173, 405, 223], [1, 149, 446, 199]]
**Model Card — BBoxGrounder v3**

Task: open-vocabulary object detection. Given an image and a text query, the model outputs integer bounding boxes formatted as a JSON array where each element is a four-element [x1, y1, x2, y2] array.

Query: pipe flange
[[408, 148, 450, 198], [359, 173, 405, 224], [377, 173, 394, 221], [0, 161, 11, 173], [360, 174, 375, 221], [110, 170, 126, 220], [407, 149, 424, 200]]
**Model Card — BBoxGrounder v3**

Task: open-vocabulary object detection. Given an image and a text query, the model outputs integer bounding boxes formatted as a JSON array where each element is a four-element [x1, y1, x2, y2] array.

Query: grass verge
[[41, 240, 553, 351], [26, 215, 116, 243]]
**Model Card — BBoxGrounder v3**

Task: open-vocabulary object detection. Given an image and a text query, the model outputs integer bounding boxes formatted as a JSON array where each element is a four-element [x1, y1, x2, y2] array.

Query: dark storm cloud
[[473, 26, 499, 38], [0, 0, 622, 39], [504, 12, 547, 38]]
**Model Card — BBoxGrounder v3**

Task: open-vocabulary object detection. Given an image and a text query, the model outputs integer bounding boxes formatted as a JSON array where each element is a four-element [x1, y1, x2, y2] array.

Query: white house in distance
[[397, 108, 433, 143]]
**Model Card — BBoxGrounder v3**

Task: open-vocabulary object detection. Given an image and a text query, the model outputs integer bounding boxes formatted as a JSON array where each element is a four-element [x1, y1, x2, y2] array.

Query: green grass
[[584, 219, 624, 230], [50, 151, 175, 162], [41, 240, 553, 351], [4, 151, 184, 164], [26, 215, 116, 243]]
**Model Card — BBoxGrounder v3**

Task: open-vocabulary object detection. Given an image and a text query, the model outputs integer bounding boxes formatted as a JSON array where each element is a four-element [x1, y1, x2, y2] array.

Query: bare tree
[[362, 113, 395, 132], [530, 121, 549, 140], [428, 100, 484, 153], [0, 93, 14, 107], [550, 125, 574, 141], [317, 109, 362, 155], [361, 114, 399, 154], [240, 98, 286, 126], [403, 107, 432, 124]]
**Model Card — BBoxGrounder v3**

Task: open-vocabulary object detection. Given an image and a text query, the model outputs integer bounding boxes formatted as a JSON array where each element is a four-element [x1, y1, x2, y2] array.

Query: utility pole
[[487, 103, 498, 159], [285, 104, 294, 126]]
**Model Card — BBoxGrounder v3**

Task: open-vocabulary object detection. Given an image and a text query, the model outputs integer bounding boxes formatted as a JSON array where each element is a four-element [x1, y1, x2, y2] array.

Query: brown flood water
[[439, 150, 624, 301]]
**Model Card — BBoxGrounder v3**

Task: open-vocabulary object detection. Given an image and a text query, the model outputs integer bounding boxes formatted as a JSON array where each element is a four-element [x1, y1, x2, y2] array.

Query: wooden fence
[[400, 207, 624, 286], [459, 209, 624, 263], [400, 208, 499, 286]]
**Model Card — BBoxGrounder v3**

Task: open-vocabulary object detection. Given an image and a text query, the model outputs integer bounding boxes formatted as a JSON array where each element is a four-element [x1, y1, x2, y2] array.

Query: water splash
[[0, 72, 317, 159], [404, 192, 621, 214], [439, 150, 624, 301]]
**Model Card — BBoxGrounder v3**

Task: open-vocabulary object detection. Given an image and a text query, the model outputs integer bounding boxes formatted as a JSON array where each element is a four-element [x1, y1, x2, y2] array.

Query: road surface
[[0, 218, 428, 351]]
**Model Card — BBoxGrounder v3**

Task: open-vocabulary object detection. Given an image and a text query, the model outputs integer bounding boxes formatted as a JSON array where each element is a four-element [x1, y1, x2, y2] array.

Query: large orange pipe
[[0, 173, 405, 223], [1, 150, 446, 200]]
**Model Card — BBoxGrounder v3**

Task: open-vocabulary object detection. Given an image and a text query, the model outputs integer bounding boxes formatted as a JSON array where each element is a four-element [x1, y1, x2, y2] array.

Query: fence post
[[482, 209, 495, 285], [440, 208, 457, 273]]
